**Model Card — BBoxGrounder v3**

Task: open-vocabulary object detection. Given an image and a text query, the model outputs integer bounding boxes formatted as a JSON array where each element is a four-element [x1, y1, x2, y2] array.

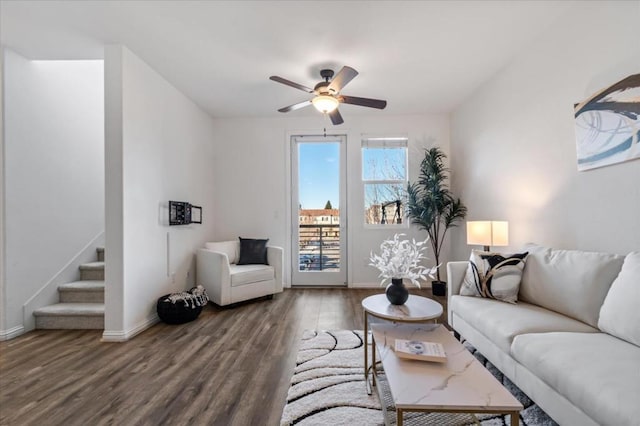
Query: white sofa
[[196, 241, 283, 306], [447, 243, 640, 426]]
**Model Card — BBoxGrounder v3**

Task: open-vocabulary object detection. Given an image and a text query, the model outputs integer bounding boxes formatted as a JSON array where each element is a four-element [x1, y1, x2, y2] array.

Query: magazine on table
[[394, 339, 447, 363]]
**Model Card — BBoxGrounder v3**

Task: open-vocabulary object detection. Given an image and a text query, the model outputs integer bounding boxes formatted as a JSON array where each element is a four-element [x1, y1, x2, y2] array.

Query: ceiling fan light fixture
[[271, 66, 386, 124], [312, 95, 339, 113]]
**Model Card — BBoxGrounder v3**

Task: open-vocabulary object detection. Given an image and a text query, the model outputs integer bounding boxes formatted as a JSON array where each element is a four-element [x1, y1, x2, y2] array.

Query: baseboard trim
[[349, 282, 381, 289], [0, 325, 25, 341], [101, 314, 159, 342], [349, 281, 434, 289]]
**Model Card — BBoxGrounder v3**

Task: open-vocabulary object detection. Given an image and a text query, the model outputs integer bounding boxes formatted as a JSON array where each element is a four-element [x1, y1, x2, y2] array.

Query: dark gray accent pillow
[[237, 237, 269, 265]]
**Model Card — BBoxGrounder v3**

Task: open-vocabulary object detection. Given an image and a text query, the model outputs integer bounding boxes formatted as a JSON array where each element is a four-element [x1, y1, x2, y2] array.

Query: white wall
[[0, 47, 6, 336], [104, 46, 216, 341], [450, 1, 640, 260], [2, 48, 104, 335], [210, 113, 451, 287]]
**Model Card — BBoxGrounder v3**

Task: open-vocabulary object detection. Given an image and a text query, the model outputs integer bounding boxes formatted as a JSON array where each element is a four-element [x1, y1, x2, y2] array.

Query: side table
[[361, 294, 443, 393]]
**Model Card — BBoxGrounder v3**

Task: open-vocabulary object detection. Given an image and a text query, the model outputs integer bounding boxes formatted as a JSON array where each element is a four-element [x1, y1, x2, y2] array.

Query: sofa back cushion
[[205, 241, 239, 264], [598, 252, 640, 347], [519, 243, 624, 327]]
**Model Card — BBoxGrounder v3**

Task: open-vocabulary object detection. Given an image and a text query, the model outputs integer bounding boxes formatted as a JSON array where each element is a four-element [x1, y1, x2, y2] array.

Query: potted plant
[[405, 147, 467, 296], [369, 233, 437, 305]]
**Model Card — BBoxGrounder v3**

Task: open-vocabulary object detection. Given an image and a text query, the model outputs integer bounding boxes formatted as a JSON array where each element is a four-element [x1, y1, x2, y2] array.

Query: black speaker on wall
[[169, 201, 202, 225]]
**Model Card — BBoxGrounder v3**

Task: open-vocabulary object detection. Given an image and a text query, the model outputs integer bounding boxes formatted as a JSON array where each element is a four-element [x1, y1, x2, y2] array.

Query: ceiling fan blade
[[269, 76, 314, 93], [329, 109, 344, 125], [278, 100, 312, 113], [339, 95, 387, 109], [328, 66, 358, 93]]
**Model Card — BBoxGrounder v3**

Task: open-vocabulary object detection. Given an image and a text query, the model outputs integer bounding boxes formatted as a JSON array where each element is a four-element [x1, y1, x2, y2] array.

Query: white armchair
[[196, 240, 283, 306]]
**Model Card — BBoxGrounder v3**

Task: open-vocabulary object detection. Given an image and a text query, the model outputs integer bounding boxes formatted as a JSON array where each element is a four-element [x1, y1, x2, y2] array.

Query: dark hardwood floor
[[0, 288, 447, 426]]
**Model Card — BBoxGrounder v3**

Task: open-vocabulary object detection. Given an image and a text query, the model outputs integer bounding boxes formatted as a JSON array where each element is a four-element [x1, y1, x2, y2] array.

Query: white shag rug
[[280, 330, 558, 426]]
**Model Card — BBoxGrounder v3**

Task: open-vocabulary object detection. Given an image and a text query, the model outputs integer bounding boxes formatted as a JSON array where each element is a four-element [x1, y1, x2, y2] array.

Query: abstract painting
[[574, 74, 640, 171]]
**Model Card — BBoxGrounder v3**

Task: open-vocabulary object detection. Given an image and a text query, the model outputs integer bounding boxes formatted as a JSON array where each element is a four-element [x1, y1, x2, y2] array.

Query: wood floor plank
[[0, 288, 447, 425]]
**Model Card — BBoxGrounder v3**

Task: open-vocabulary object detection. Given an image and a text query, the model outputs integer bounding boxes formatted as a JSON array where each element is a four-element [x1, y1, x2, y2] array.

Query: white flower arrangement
[[369, 233, 438, 288]]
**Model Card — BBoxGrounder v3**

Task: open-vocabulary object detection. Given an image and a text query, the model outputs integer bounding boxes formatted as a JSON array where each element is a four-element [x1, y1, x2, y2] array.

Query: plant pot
[[386, 278, 409, 305], [432, 280, 447, 297]]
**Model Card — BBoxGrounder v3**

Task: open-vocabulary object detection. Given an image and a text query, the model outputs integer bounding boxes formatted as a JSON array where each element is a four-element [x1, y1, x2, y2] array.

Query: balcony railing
[[299, 224, 340, 271]]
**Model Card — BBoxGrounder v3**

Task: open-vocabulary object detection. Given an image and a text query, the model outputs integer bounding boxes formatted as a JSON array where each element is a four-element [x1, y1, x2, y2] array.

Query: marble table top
[[362, 294, 443, 321], [371, 323, 523, 412]]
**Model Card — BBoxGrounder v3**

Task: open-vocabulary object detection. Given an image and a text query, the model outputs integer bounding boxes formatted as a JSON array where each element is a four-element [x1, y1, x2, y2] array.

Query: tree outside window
[[362, 137, 408, 225]]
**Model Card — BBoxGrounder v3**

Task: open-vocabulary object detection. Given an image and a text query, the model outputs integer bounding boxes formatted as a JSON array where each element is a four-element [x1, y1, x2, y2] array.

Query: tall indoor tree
[[406, 147, 467, 295]]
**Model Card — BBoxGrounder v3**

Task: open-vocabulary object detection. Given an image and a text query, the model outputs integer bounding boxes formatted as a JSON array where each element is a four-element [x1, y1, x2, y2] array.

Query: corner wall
[[0, 47, 5, 336], [104, 46, 215, 341], [211, 113, 451, 286], [2, 48, 104, 336], [450, 1, 640, 259]]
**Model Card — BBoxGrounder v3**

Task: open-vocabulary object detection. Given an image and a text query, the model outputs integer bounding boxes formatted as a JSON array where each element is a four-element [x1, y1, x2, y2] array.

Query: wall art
[[574, 73, 640, 171]]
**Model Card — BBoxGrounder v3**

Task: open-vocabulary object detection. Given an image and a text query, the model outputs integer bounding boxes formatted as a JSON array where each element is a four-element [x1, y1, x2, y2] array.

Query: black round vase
[[386, 278, 409, 305]]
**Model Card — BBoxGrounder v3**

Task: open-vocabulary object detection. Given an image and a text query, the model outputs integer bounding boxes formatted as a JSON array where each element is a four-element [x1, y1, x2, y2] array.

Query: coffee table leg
[[396, 408, 403, 426], [371, 333, 376, 388], [364, 310, 369, 392], [510, 411, 519, 426]]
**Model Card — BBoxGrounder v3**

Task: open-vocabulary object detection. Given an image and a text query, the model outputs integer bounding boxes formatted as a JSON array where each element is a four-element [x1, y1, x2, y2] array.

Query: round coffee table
[[362, 294, 443, 393]]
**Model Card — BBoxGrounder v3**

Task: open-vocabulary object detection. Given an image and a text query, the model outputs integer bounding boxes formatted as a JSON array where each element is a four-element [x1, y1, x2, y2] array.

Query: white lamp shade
[[312, 95, 339, 113], [466, 221, 509, 247], [491, 221, 509, 246], [467, 221, 492, 246]]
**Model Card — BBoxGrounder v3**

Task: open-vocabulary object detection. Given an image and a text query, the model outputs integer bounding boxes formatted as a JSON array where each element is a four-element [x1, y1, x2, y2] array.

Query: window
[[362, 137, 408, 225]]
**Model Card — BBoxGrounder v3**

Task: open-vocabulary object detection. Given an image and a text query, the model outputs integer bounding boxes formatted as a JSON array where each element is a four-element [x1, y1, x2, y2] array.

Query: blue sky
[[298, 143, 339, 209], [298, 142, 407, 210]]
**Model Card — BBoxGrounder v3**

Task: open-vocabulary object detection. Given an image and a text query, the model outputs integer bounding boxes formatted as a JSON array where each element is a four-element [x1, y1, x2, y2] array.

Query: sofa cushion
[[229, 264, 274, 287], [451, 295, 598, 353], [460, 250, 528, 303], [205, 241, 239, 264], [598, 252, 640, 347], [511, 332, 640, 426], [519, 243, 624, 327]]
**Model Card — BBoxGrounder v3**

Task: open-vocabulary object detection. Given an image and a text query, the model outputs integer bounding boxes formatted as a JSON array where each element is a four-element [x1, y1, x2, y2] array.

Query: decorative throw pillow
[[460, 250, 529, 304], [237, 237, 269, 265]]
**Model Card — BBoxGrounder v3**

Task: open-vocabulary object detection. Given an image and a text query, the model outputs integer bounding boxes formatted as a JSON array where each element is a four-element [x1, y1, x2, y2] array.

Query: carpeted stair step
[[96, 247, 104, 262], [34, 303, 104, 329], [58, 280, 105, 303], [80, 261, 104, 281]]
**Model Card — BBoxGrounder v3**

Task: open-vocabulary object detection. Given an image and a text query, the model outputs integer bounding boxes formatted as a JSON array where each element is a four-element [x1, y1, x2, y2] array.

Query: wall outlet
[[171, 272, 176, 283]]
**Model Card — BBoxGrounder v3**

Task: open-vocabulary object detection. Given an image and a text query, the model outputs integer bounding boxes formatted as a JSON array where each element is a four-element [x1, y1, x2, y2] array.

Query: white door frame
[[289, 133, 347, 286]]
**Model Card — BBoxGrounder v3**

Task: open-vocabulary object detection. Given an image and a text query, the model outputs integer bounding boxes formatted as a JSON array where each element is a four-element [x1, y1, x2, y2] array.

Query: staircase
[[34, 247, 105, 329]]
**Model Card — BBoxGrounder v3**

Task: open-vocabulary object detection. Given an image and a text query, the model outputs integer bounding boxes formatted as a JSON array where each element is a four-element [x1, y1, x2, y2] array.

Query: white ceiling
[[0, 0, 576, 119]]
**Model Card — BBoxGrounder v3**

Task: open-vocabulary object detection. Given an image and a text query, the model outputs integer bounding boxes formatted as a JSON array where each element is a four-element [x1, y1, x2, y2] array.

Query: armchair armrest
[[267, 245, 284, 293], [446, 261, 469, 325], [196, 248, 232, 306]]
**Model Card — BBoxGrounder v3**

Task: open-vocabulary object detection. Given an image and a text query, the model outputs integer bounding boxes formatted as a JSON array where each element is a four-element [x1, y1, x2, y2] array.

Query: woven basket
[[156, 295, 203, 324]]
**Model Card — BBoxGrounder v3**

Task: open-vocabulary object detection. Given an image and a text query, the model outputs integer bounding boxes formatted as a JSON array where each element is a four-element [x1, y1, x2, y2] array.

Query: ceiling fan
[[269, 66, 387, 125]]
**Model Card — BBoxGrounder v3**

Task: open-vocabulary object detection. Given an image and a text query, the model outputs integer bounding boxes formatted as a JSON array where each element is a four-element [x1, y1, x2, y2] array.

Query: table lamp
[[466, 221, 509, 252]]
